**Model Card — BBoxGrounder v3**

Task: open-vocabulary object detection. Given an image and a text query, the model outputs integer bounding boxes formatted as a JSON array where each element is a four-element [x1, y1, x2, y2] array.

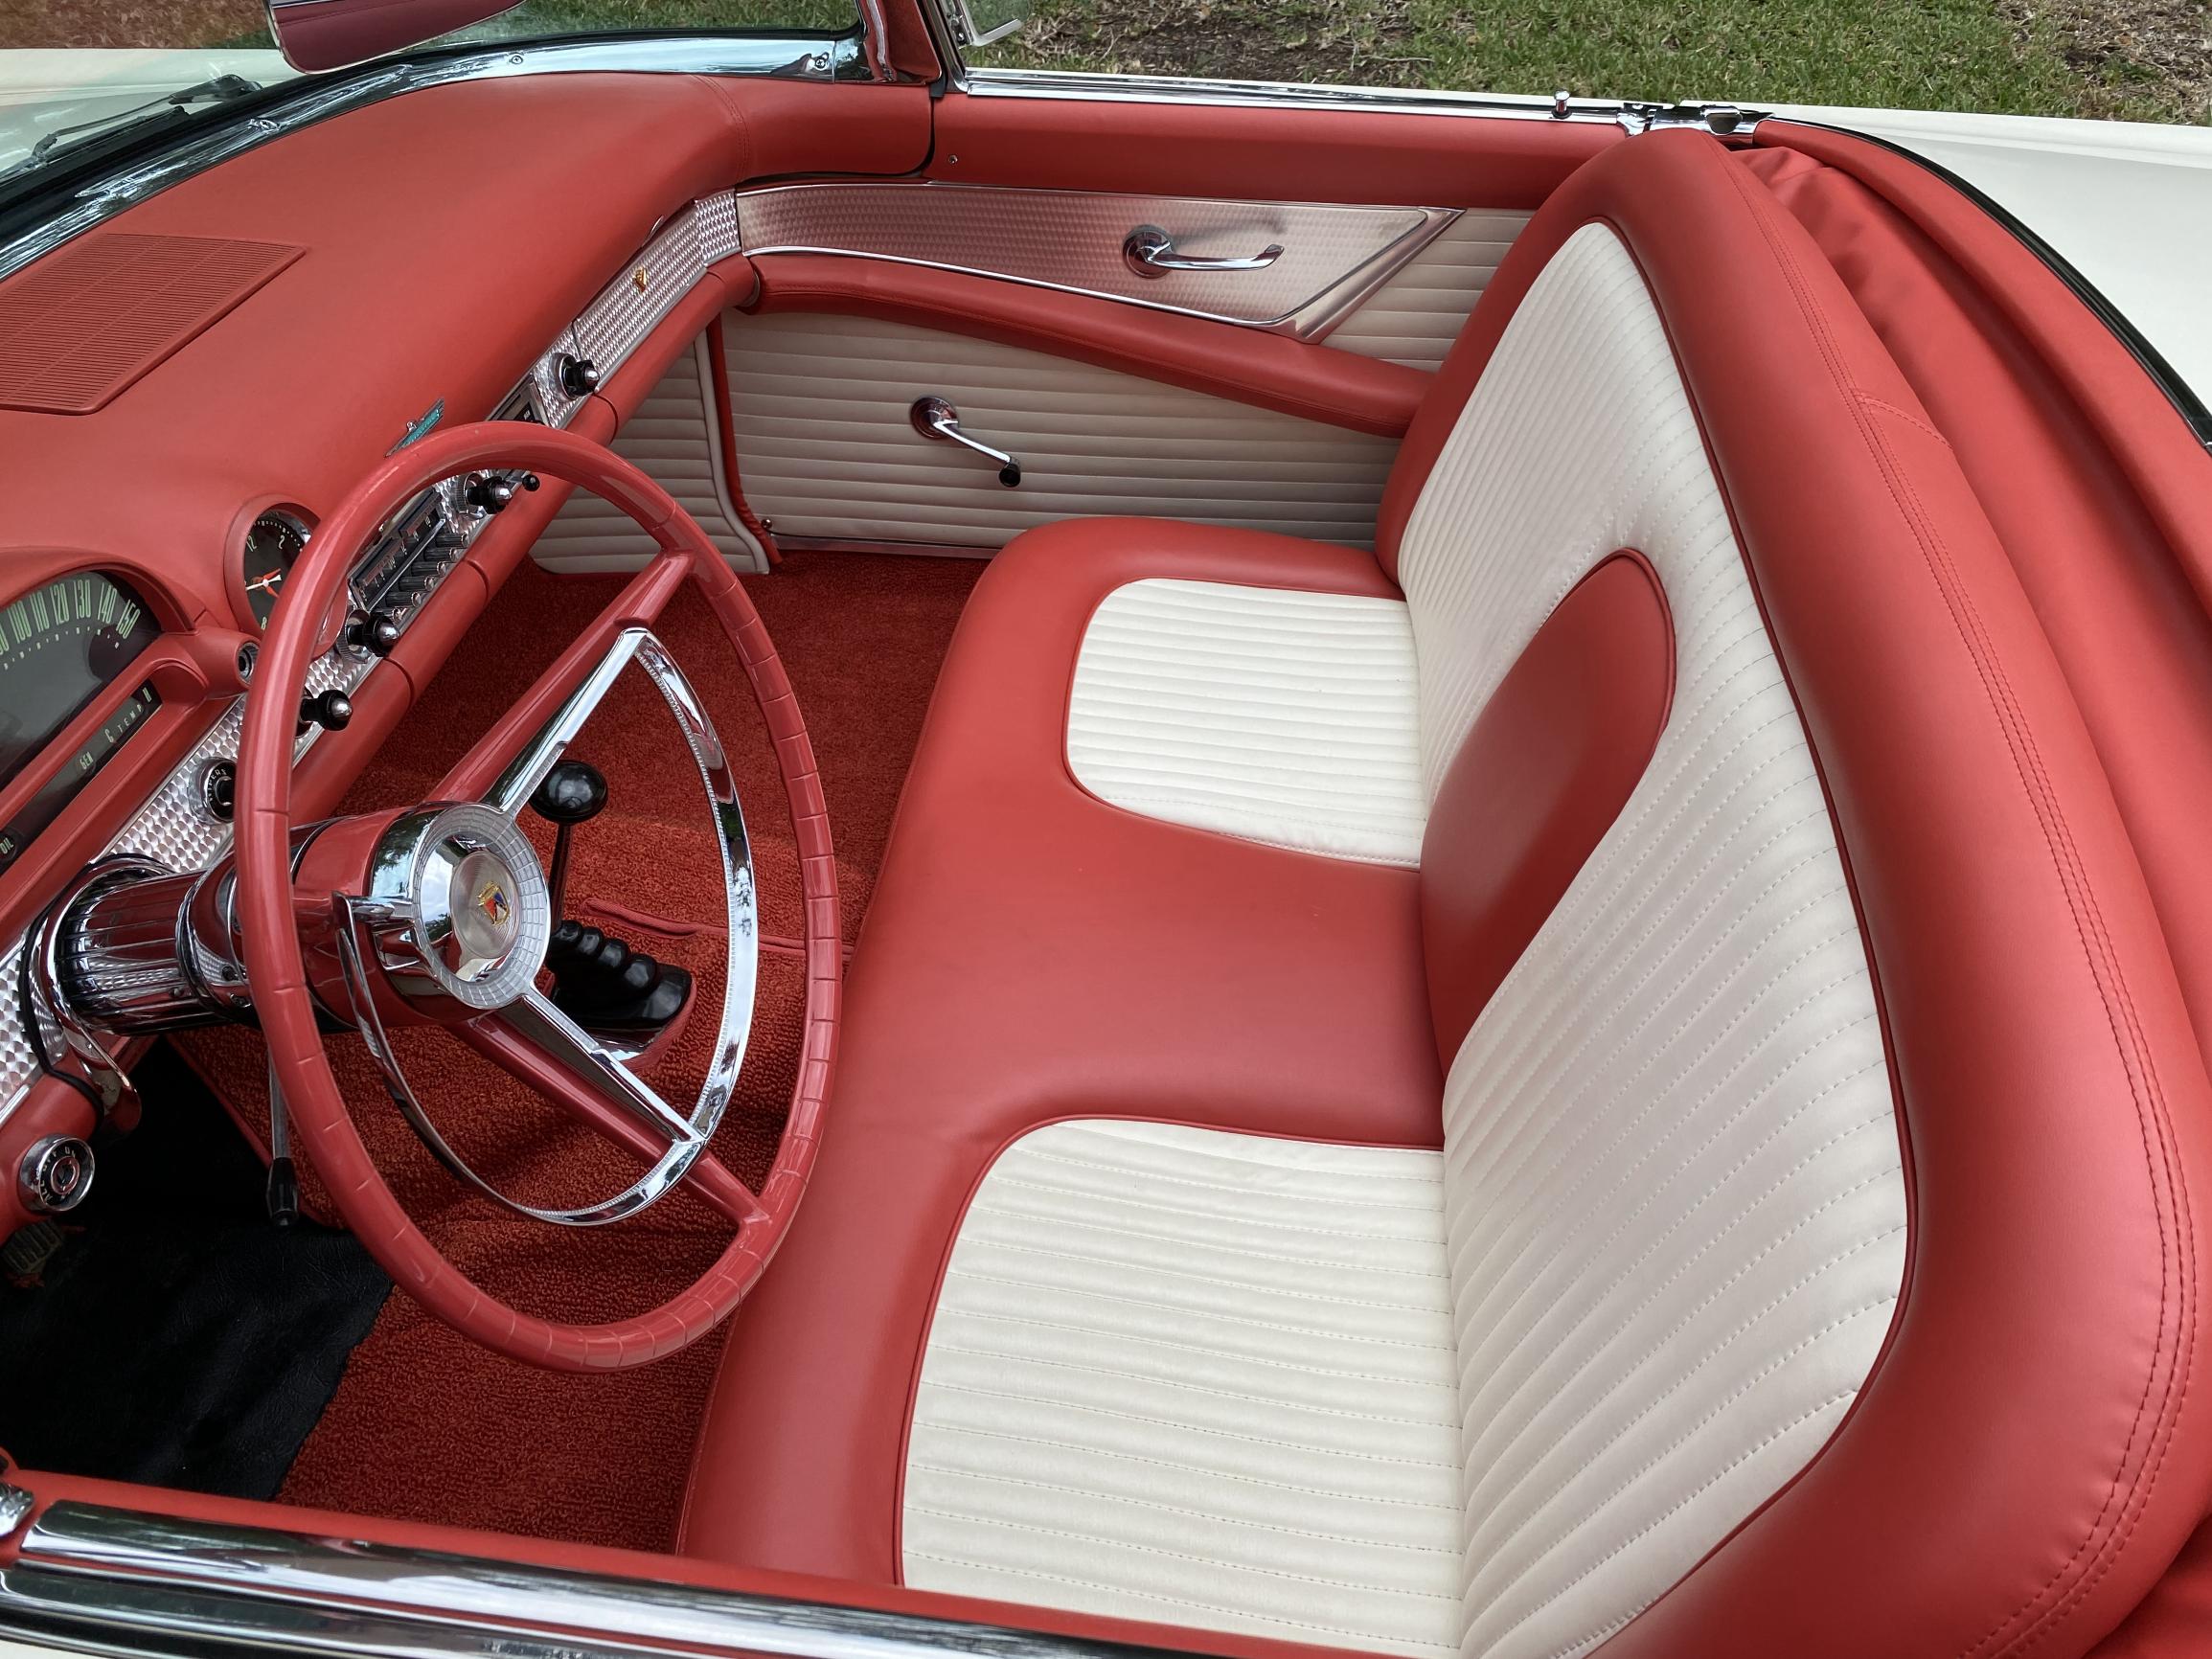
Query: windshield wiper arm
[[13, 73, 261, 174]]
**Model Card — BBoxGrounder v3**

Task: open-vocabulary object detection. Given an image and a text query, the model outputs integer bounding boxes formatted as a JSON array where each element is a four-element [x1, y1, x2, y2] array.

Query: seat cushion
[[904, 1120, 1462, 1657], [680, 518, 1447, 1586], [1067, 579, 1423, 865]]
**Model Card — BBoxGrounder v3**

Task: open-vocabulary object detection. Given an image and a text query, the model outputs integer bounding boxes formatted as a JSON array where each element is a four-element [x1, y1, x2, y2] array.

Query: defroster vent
[[0, 232, 302, 415]]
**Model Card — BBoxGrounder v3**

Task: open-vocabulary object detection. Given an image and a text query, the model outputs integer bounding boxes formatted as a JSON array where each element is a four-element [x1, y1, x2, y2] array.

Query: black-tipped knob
[[349, 610, 401, 657], [559, 354, 602, 398], [298, 690, 352, 733], [529, 759, 607, 826], [466, 473, 517, 513]]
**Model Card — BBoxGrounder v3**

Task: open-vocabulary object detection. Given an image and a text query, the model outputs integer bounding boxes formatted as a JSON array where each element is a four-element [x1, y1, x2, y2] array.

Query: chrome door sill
[[0, 1500, 1179, 1659]]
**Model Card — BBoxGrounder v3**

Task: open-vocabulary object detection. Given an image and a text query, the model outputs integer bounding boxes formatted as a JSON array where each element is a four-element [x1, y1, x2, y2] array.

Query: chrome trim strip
[[730, 180, 1459, 337], [0, 34, 860, 284], [961, 66, 1626, 122], [955, 68, 1768, 140], [0, 1503, 1181, 1659]]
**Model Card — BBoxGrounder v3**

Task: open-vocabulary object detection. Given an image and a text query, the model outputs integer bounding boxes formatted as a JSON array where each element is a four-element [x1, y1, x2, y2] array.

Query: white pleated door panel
[[718, 312, 1400, 551]]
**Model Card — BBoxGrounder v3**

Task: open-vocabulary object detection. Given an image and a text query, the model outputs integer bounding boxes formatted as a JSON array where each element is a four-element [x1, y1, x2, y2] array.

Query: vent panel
[[0, 233, 302, 415]]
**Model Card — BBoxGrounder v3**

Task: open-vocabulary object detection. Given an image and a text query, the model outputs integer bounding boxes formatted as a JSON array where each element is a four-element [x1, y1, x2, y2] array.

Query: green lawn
[[974, 0, 2201, 122], [194, 0, 2208, 125]]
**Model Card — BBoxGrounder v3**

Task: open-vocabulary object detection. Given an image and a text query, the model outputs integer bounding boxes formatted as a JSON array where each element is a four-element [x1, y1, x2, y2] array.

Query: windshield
[[0, 0, 856, 174]]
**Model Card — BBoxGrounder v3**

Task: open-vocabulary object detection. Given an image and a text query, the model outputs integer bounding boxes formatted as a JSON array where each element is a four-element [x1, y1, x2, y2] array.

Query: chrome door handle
[[910, 397, 1021, 488], [1123, 224, 1285, 278]]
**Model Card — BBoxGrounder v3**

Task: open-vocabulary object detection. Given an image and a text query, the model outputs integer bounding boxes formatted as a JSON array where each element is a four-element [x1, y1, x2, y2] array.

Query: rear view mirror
[[265, 0, 526, 72], [947, 0, 1023, 49]]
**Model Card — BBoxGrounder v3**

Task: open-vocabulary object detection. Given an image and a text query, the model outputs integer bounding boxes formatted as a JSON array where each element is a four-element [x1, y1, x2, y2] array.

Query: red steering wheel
[[235, 422, 838, 1371]]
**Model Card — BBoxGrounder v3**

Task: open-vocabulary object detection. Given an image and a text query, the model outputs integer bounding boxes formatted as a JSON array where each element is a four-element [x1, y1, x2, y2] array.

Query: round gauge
[[240, 509, 312, 629]]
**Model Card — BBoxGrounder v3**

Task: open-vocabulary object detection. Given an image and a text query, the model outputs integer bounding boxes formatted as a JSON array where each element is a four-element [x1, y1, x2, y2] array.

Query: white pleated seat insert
[[911, 223, 1907, 1659], [1065, 580, 1424, 866], [903, 1121, 1463, 1657]]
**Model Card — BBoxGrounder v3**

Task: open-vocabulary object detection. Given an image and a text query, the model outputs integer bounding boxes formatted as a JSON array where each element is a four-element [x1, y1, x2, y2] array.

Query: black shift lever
[[527, 759, 606, 920]]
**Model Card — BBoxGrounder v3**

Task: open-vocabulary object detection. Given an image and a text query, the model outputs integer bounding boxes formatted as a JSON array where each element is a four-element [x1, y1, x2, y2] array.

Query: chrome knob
[[466, 472, 517, 513], [18, 1135, 93, 1215], [558, 354, 602, 398], [298, 690, 353, 733]]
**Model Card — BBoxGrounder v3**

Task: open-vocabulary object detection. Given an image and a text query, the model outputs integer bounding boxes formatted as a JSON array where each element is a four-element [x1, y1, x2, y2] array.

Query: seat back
[[1386, 133, 2212, 1659]]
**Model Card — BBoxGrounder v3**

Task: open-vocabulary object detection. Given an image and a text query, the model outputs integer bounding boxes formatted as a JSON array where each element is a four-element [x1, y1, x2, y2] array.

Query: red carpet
[[171, 550, 981, 1551]]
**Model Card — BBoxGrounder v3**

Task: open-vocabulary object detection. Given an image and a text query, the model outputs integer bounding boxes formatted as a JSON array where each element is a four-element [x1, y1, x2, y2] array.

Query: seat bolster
[[1479, 135, 2212, 1659], [681, 518, 1442, 1586]]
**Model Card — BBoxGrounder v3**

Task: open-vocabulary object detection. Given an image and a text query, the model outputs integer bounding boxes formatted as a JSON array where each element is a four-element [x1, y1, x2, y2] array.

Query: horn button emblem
[[366, 803, 553, 1011]]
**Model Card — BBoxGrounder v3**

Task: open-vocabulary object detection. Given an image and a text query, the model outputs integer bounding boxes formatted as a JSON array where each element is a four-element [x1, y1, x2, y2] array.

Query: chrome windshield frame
[[0, 29, 871, 285]]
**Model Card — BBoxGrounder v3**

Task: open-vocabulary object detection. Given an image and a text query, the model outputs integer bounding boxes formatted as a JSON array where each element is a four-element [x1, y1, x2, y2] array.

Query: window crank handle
[[910, 397, 1022, 489]]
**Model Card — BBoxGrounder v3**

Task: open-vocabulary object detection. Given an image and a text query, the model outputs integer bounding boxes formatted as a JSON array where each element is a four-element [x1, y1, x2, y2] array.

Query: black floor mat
[[0, 1042, 390, 1499]]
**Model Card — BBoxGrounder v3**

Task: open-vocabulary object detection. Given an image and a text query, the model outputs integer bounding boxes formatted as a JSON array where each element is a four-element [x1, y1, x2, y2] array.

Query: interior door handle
[[910, 397, 1021, 488], [1123, 224, 1285, 278]]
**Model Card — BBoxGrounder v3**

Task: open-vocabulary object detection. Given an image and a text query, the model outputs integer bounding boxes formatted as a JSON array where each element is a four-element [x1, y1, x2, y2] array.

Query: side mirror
[[264, 0, 526, 72], [947, 0, 1024, 49]]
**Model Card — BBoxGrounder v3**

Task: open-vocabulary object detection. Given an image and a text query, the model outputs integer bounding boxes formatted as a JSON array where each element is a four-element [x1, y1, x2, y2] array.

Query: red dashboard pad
[[0, 232, 302, 415]]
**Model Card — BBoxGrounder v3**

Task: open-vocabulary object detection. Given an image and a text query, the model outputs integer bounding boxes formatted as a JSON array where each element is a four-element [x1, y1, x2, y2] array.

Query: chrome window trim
[[0, 34, 864, 285], [959, 66, 1628, 123], [0, 1501, 1191, 1659]]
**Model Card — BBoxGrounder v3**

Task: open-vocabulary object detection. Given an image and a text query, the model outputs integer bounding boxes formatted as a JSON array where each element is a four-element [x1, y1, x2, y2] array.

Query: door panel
[[1325, 211, 1534, 372], [730, 182, 1454, 334], [558, 89, 1605, 562], [720, 312, 1398, 550]]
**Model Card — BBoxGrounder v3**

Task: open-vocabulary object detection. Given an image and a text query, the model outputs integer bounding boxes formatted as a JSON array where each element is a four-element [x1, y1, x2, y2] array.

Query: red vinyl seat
[[682, 130, 2212, 1659]]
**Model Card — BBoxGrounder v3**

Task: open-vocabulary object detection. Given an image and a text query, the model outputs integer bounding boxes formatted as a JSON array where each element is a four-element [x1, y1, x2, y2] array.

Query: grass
[[973, 0, 2204, 121], [19, 0, 2203, 125]]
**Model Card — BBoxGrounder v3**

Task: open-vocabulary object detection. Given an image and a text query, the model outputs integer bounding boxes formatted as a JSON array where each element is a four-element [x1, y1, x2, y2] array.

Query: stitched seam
[[941, 1307, 1457, 1390], [1472, 1296, 1894, 1619], [939, 1271, 1456, 1352], [908, 1465, 1460, 1553], [1717, 156, 2190, 1659], [906, 1507, 1460, 1599], [910, 1421, 1463, 1511], [1468, 1227, 1904, 1551], [915, 1381, 1462, 1467], [977, 1179, 1444, 1256], [966, 1238, 1450, 1313], [1452, 865, 1857, 1299], [1482, 1389, 1859, 1658], [1458, 1158, 1901, 1467], [1459, 1044, 1886, 1386], [926, 1343, 1456, 1428]]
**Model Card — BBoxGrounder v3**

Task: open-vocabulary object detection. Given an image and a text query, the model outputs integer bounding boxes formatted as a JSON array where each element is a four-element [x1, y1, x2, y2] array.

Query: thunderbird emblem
[[475, 879, 513, 929], [388, 398, 445, 455]]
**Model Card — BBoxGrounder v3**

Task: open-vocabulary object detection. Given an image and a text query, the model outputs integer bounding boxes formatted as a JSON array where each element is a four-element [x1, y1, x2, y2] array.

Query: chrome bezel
[[362, 803, 551, 1011]]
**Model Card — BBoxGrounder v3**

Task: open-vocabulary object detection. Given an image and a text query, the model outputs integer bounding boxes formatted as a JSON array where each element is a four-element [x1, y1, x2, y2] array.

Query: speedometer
[[0, 571, 162, 875]]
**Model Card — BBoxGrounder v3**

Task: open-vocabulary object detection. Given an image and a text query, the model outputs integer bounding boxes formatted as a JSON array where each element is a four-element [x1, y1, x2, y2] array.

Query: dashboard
[[0, 59, 826, 1171]]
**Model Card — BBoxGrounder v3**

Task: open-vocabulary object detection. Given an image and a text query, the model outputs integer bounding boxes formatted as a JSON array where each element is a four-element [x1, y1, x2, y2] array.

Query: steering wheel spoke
[[433, 551, 690, 810], [459, 993, 767, 1228]]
